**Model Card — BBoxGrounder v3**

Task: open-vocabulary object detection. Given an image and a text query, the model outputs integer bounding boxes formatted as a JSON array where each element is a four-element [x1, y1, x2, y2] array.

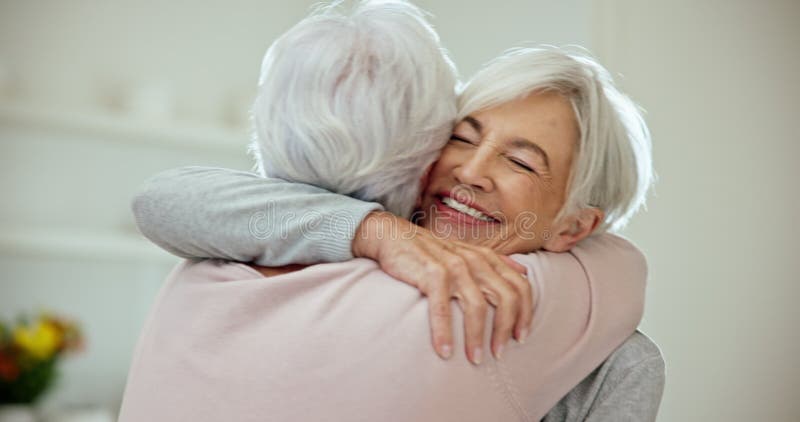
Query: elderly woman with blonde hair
[[121, 1, 663, 420]]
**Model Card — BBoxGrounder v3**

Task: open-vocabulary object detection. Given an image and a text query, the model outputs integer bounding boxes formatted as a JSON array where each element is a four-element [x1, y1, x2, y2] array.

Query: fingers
[[376, 240, 457, 360], [488, 257, 533, 343], [509, 274, 533, 343], [462, 245, 534, 344], [428, 283, 453, 359], [499, 254, 527, 274], [459, 249, 520, 360], [439, 251, 487, 365], [481, 282, 518, 360], [451, 277, 488, 365], [368, 225, 532, 364], [395, 248, 453, 359]]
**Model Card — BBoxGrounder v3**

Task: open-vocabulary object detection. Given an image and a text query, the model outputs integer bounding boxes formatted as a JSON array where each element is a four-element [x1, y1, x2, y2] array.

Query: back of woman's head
[[458, 46, 654, 233], [251, 0, 458, 217]]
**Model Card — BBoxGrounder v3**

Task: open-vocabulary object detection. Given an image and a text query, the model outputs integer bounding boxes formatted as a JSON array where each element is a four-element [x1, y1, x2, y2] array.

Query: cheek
[[436, 144, 460, 163], [500, 178, 557, 229], [428, 146, 461, 180], [503, 178, 543, 210]]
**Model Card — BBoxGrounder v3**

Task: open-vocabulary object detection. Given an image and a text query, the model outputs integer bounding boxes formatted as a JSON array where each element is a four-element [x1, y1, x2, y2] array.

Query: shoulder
[[590, 331, 666, 404], [543, 332, 665, 422], [605, 331, 665, 374], [511, 233, 648, 281], [575, 233, 648, 277]]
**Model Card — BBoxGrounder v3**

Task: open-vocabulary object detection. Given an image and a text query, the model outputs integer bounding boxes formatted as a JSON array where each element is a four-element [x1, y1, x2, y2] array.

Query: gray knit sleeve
[[582, 354, 666, 421], [542, 332, 666, 422], [131, 166, 383, 266]]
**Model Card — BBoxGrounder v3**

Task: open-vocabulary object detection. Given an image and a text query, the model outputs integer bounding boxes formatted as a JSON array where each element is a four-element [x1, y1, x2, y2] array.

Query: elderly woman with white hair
[[122, 1, 663, 420]]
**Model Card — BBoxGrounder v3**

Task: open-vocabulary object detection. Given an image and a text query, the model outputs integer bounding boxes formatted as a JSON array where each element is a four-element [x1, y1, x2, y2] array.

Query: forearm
[[131, 166, 383, 265], [567, 234, 647, 348], [505, 234, 647, 417], [513, 233, 646, 348]]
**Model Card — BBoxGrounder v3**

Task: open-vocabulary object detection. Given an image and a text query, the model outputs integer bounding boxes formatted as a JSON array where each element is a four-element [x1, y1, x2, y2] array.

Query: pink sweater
[[118, 234, 646, 422]]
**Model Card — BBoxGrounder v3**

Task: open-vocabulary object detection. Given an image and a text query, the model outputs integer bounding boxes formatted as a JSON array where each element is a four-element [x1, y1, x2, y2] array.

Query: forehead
[[465, 91, 577, 137], [458, 91, 579, 170]]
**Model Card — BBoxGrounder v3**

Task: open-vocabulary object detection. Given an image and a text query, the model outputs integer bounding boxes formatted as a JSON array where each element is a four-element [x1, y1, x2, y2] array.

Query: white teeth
[[441, 197, 495, 222]]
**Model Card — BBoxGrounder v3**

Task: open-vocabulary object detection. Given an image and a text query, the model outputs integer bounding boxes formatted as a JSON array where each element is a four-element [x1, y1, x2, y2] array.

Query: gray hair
[[250, 0, 458, 217], [458, 46, 654, 233]]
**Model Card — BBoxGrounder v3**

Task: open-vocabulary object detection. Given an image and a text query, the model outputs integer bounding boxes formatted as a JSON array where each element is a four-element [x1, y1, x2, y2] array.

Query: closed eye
[[509, 157, 536, 173], [449, 135, 476, 145]]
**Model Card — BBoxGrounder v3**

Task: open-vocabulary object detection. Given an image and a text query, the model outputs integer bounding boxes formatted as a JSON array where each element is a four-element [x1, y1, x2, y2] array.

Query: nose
[[452, 143, 495, 192]]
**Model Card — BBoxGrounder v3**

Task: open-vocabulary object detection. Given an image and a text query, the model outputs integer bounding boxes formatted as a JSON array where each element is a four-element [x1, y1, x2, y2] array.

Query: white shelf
[[0, 100, 249, 154], [0, 226, 177, 264]]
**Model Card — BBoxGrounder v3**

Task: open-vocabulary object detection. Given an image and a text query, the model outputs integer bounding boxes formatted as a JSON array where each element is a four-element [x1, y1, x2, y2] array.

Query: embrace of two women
[[119, 1, 664, 421]]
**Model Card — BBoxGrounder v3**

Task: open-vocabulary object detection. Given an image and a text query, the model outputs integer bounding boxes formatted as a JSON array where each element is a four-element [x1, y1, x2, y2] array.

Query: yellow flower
[[13, 321, 61, 360]]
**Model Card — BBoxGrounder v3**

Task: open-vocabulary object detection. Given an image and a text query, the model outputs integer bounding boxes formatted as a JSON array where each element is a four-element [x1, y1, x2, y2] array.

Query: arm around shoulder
[[510, 232, 647, 345], [503, 233, 649, 417], [570, 233, 648, 342], [131, 166, 383, 265]]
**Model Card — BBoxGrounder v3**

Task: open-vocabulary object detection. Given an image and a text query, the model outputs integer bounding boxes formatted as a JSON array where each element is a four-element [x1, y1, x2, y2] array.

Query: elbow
[[130, 185, 150, 228], [130, 182, 152, 236], [130, 169, 185, 244], [130, 168, 189, 234], [130, 175, 162, 238]]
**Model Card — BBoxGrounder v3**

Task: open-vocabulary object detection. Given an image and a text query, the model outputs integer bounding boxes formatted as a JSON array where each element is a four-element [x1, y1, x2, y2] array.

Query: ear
[[543, 207, 604, 252], [415, 163, 434, 208]]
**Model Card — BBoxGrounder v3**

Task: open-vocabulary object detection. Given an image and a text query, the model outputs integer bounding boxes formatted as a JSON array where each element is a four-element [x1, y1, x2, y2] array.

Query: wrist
[[352, 211, 394, 259]]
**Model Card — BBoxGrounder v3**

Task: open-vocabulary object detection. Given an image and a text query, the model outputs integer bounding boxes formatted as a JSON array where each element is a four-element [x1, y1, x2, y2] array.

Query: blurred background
[[0, 0, 797, 420]]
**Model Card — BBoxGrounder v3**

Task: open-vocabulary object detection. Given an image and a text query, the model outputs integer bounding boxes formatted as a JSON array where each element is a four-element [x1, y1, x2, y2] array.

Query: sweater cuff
[[312, 200, 384, 263]]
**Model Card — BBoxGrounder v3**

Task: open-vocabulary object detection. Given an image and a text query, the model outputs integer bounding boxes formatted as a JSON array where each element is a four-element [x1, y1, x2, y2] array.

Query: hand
[[352, 211, 534, 364]]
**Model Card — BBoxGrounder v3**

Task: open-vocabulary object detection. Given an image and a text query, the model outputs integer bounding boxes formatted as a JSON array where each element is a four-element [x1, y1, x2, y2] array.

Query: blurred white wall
[[0, 0, 797, 420], [595, 1, 800, 420]]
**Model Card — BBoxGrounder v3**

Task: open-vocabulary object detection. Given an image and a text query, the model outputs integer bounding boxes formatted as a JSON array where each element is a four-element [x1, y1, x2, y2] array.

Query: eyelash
[[508, 157, 536, 173], [451, 135, 537, 174], [450, 135, 475, 145]]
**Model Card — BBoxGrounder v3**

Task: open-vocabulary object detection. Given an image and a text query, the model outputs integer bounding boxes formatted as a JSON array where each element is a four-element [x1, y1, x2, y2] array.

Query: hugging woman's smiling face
[[418, 90, 584, 254]]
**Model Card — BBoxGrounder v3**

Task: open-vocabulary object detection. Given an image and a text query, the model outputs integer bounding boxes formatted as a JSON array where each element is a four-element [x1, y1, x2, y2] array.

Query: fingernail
[[441, 344, 452, 359], [518, 328, 528, 344], [472, 347, 483, 365], [495, 344, 504, 360]]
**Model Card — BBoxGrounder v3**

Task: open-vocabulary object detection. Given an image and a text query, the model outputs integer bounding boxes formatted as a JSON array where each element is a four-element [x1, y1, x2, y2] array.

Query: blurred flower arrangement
[[0, 312, 84, 404]]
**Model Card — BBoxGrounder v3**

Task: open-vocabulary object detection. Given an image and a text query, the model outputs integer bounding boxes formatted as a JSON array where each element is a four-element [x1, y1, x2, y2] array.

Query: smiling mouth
[[437, 195, 499, 223]]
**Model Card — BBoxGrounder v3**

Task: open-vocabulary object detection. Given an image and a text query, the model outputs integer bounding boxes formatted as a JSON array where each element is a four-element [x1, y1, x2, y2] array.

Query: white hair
[[458, 46, 654, 233], [250, 0, 458, 217]]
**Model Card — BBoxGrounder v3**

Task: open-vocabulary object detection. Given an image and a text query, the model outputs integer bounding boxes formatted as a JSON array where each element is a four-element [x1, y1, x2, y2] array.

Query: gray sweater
[[543, 331, 665, 422], [131, 166, 665, 421]]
